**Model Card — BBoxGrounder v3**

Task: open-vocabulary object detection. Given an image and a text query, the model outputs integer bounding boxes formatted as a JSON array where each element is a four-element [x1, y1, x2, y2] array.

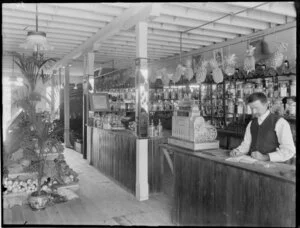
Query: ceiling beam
[[2, 16, 103, 34], [170, 2, 289, 25], [3, 24, 95, 38], [161, 4, 269, 30], [153, 15, 253, 35], [149, 22, 237, 39], [51, 3, 161, 70], [100, 37, 201, 50], [2, 3, 114, 24], [226, 2, 296, 17], [47, 3, 124, 16]]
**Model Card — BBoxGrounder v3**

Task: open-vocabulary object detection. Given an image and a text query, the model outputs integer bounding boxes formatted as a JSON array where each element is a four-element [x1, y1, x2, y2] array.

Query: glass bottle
[[171, 87, 176, 100], [177, 87, 183, 100], [164, 88, 169, 100], [267, 82, 274, 98], [237, 99, 245, 115], [229, 83, 235, 99], [290, 80, 296, 97]]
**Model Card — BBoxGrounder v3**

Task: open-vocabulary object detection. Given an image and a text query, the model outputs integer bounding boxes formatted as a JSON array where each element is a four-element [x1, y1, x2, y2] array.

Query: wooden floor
[[2, 148, 174, 226]]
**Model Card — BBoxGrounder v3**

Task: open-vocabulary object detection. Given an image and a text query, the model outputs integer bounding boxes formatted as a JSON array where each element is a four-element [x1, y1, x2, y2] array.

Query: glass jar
[[290, 80, 296, 97], [289, 101, 296, 116], [236, 83, 244, 99], [229, 83, 235, 98], [280, 83, 287, 98], [237, 99, 244, 115], [244, 83, 253, 96], [228, 98, 235, 114]]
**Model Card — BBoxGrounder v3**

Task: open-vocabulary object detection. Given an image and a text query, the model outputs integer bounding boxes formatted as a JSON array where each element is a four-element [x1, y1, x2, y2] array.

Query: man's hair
[[246, 92, 268, 104]]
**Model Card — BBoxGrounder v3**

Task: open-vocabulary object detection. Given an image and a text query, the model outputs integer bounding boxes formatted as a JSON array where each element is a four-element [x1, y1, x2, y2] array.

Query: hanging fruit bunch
[[196, 60, 208, 83], [174, 64, 184, 82], [223, 54, 237, 76], [161, 68, 170, 86], [184, 56, 194, 81], [149, 66, 157, 83], [210, 59, 223, 83], [243, 45, 256, 74], [264, 42, 288, 69]]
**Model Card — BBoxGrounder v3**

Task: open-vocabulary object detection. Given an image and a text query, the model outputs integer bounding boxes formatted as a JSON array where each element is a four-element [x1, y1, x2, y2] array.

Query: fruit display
[[244, 45, 256, 74]]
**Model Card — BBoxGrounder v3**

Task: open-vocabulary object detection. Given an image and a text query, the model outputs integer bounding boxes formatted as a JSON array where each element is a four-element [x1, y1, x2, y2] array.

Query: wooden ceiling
[[2, 2, 296, 72]]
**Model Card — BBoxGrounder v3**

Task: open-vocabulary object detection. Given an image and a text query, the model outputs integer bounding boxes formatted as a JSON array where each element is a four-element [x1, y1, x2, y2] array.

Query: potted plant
[[9, 51, 59, 210]]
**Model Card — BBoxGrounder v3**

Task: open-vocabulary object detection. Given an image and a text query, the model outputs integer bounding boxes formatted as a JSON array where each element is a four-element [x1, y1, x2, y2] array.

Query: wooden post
[[83, 52, 94, 159], [51, 71, 55, 119], [58, 68, 63, 120], [83, 54, 88, 159], [64, 65, 71, 148], [135, 21, 149, 201]]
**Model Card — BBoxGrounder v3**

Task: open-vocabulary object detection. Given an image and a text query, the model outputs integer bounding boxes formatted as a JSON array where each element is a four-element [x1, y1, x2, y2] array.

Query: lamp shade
[[20, 31, 54, 52]]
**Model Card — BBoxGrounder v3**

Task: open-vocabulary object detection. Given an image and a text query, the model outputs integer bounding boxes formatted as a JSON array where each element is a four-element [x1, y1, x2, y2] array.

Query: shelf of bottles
[[100, 88, 136, 112], [222, 73, 296, 135]]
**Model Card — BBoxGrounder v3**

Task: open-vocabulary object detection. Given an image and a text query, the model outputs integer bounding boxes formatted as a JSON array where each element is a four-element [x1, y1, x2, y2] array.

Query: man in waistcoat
[[229, 92, 295, 162]]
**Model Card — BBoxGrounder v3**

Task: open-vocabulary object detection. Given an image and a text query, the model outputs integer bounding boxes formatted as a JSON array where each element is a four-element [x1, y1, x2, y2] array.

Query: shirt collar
[[258, 110, 270, 123]]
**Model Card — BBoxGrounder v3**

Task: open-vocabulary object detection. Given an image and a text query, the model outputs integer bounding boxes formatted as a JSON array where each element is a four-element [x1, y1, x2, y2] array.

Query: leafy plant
[[8, 51, 63, 196], [12, 51, 56, 93]]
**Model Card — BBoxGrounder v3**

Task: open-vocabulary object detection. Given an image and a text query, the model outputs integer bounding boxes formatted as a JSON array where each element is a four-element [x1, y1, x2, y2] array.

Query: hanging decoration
[[210, 59, 223, 83], [20, 4, 53, 52], [149, 66, 157, 83], [223, 54, 237, 76], [264, 42, 288, 69], [184, 56, 194, 80], [196, 60, 208, 83], [243, 45, 256, 74]]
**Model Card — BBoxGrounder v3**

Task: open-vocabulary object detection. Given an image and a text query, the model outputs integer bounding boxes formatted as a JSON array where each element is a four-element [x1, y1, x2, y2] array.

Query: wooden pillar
[[64, 65, 71, 147], [51, 71, 55, 119], [83, 52, 94, 159], [83, 54, 88, 159], [135, 21, 149, 201], [58, 68, 63, 120]]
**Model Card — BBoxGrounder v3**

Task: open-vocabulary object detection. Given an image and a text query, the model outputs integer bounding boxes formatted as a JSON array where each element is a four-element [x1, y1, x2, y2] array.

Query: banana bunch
[[184, 57, 194, 80], [210, 59, 223, 83], [174, 64, 184, 82], [223, 54, 237, 76], [196, 60, 208, 83]]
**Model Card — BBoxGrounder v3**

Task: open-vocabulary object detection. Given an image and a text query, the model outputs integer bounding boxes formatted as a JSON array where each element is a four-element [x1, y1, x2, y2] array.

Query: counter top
[[88, 126, 171, 140], [161, 144, 295, 184]]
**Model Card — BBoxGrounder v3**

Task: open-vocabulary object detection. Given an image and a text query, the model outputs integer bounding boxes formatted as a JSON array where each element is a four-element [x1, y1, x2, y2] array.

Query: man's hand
[[229, 148, 244, 157], [251, 151, 270, 161]]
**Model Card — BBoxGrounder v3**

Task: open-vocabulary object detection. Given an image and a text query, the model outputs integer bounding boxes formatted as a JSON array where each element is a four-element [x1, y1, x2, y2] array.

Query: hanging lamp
[[20, 4, 53, 52]]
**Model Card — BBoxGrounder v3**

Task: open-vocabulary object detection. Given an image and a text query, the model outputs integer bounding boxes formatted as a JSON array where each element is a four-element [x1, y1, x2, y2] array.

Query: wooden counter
[[160, 144, 295, 227], [87, 126, 169, 195]]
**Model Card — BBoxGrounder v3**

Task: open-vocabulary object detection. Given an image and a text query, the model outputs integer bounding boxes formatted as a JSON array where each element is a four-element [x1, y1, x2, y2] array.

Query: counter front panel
[[160, 144, 295, 227]]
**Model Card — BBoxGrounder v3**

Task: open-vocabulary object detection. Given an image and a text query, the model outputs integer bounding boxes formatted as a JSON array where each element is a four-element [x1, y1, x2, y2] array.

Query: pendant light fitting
[[20, 4, 53, 52]]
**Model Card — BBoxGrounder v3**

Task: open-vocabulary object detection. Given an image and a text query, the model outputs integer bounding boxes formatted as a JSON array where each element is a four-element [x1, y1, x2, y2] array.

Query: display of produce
[[196, 60, 208, 83], [223, 54, 237, 76], [210, 58, 224, 83], [260, 42, 288, 69]]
